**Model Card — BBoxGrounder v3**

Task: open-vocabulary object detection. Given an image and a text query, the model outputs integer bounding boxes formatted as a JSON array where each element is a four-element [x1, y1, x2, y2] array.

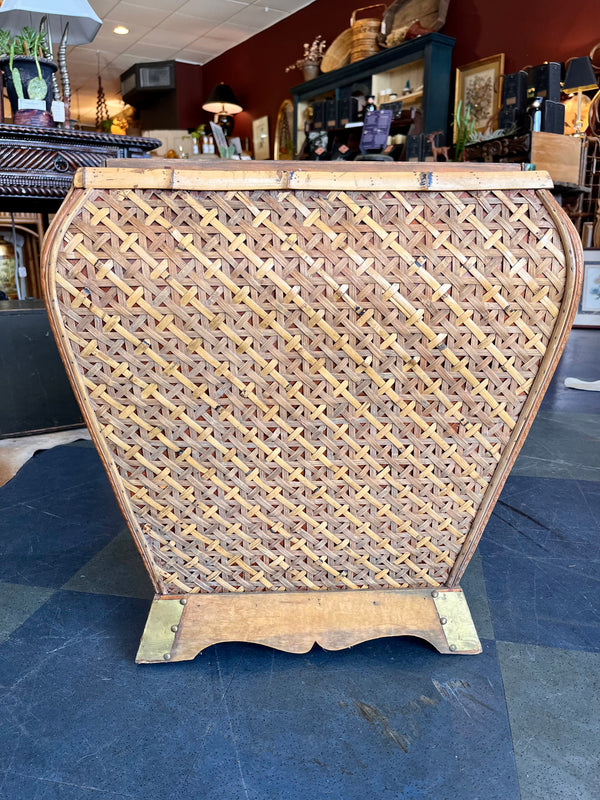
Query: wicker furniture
[[41, 161, 582, 663]]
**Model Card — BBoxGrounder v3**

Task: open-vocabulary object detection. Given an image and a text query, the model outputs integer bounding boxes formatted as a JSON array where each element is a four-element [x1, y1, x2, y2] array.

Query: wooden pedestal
[[136, 588, 481, 663]]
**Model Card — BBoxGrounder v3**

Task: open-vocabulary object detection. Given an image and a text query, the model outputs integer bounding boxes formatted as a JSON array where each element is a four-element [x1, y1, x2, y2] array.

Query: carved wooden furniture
[[0, 124, 160, 437], [41, 161, 582, 663], [0, 124, 160, 212]]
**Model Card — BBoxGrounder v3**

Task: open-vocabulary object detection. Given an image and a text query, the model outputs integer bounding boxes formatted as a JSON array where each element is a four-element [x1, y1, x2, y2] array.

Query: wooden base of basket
[[135, 588, 481, 663]]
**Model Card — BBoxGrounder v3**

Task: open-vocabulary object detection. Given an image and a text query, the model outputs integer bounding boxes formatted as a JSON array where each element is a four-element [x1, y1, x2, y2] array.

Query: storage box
[[42, 161, 582, 663], [530, 131, 585, 184]]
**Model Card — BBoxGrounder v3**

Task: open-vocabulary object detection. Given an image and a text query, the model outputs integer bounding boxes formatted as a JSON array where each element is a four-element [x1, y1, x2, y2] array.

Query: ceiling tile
[[101, 0, 186, 10], [230, 4, 286, 27], [176, 1, 241, 22], [89, 22, 154, 47], [89, 0, 120, 15], [257, 0, 314, 10], [157, 14, 216, 36], [64, 0, 317, 125], [138, 28, 199, 49], [207, 23, 253, 43], [173, 49, 210, 64], [123, 41, 181, 59], [102, 3, 173, 28], [111, 53, 156, 67]]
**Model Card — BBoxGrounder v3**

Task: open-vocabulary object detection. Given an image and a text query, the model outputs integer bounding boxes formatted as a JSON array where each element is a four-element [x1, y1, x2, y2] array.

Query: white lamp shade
[[0, 0, 102, 45]]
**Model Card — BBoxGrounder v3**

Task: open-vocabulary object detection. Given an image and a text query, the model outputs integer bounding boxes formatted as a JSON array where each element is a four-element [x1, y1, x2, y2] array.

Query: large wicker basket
[[42, 161, 581, 663], [350, 4, 385, 62]]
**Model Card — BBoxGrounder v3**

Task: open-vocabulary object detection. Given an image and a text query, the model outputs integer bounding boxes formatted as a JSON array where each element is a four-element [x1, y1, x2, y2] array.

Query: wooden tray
[[41, 161, 582, 663]]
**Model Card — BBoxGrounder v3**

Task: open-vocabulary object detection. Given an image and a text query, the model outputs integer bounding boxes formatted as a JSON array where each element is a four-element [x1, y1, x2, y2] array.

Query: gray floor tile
[[0, 588, 520, 800], [513, 411, 600, 482], [497, 641, 600, 800], [0, 583, 55, 643], [62, 529, 154, 600], [459, 549, 494, 640]]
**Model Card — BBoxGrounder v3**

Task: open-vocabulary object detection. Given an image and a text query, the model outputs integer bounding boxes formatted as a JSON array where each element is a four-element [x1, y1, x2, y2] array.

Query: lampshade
[[202, 83, 243, 115], [0, 0, 102, 45], [563, 56, 598, 93]]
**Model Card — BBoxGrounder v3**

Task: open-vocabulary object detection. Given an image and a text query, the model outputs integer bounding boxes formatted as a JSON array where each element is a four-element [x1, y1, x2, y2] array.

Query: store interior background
[[0, 1, 599, 799], [60, 0, 599, 142], [198, 0, 598, 146]]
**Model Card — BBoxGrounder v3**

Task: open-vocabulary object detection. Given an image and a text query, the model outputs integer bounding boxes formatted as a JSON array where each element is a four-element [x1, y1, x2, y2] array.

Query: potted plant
[[453, 100, 477, 161], [286, 35, 327, 82], [0, 27, 57, 127]]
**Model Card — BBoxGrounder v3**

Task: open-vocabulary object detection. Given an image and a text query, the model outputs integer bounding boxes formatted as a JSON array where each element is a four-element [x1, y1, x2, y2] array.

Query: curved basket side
[[447, 189, 584, 585], [41, 186, 165, 594]]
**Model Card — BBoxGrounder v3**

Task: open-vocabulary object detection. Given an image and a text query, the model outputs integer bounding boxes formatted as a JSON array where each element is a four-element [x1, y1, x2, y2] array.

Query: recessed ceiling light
[[113, 25, 129, 35]]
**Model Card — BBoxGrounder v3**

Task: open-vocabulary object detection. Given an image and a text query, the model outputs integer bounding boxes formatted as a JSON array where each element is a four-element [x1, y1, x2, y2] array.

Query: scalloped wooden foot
[[135, 588, 481, 664]]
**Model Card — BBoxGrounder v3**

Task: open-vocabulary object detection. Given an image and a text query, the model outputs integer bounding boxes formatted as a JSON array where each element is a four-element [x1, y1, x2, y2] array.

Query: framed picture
[[574, 249, 600, 327], [252, 115, 270, 160], [454, 53, 505, 141]]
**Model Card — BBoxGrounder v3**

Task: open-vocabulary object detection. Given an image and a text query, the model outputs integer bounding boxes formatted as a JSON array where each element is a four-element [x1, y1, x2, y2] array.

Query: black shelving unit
[[290, 32, 455, 157]]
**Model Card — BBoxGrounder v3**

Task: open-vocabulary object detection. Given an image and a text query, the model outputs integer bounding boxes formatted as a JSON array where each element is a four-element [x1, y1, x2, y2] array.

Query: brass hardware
[[432, 590, 481, 654], [136, 598, 185, 663]]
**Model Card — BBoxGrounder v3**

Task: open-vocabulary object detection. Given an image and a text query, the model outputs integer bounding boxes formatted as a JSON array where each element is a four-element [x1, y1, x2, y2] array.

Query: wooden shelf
[[395, 89, 423, 105]]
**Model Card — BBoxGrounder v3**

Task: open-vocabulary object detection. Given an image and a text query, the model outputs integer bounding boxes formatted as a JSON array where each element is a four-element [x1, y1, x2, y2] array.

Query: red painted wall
[[175, 61, 203, 129], [445, 0, 600, 72], [199, 0, 600, 150]]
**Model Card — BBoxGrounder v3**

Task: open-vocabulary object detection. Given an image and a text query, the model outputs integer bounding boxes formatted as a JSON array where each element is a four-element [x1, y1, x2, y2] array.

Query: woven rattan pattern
[[53, 186, 566, 594]]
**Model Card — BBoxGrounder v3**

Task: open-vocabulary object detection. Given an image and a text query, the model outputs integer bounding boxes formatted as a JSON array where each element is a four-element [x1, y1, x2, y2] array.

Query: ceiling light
[[113, 25, 129, 35]]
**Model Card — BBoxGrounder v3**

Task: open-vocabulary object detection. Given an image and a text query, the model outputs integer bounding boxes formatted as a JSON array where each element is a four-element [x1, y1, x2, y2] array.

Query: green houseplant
[[453, 100, 477, 161], [0, 26, 57, 125]]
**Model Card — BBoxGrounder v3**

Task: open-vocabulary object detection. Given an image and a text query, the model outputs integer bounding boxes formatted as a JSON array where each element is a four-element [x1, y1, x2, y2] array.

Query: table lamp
[[563, 55, 598, 136], [202, 83, 243, 136]]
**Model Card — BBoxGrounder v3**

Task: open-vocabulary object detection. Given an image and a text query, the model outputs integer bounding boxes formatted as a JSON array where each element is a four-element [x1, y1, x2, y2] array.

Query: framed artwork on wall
[[454, 53, 505, 141], [574, 249, 600, 327], [252, 116, 270, 160]]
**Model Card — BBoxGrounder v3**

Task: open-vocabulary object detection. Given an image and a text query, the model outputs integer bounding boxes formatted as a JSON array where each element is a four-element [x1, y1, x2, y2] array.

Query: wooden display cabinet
[[291, 33, 454, 157]]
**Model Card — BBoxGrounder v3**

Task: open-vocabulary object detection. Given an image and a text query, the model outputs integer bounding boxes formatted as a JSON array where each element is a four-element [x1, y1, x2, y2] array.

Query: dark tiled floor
[[0, 328, 599, 800]]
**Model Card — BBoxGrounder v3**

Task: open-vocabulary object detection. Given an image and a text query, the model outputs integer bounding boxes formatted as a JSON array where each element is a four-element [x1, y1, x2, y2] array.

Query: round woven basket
[[350, 4, 385, 63], [321, 28, 352, 72]]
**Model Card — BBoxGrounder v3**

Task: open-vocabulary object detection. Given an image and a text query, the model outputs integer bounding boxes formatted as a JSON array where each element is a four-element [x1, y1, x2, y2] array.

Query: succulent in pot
[[0, 27, 58, 126]]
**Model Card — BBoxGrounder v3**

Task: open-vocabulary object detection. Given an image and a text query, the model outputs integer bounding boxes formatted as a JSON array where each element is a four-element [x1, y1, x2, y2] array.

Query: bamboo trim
[[73, 163, 554, 192]]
